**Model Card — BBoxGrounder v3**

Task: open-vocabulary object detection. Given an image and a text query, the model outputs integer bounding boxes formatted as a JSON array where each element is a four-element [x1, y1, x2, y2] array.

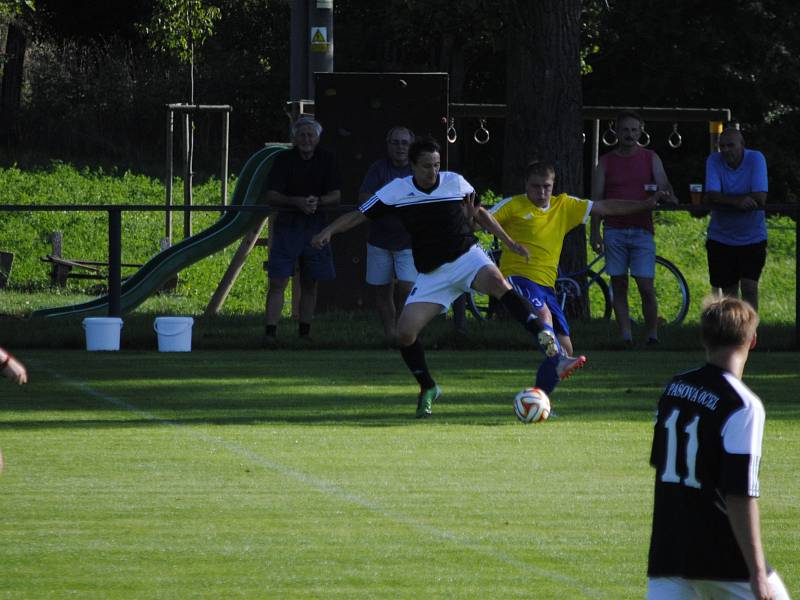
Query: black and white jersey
[[358, 172, 476, 273], [647, 363, 765, 580]]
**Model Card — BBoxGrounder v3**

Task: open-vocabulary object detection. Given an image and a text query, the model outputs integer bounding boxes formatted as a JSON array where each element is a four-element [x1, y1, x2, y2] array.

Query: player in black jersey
[[647, 296, 789, 600], [312, 137, 584, 418]]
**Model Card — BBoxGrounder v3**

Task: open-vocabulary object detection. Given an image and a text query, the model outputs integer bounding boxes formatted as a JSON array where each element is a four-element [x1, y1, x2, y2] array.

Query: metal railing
[[0, 203, 797, 347]]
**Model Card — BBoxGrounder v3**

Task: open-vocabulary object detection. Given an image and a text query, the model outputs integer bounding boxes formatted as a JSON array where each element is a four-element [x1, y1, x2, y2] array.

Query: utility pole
[[290, 0, 334, 118]]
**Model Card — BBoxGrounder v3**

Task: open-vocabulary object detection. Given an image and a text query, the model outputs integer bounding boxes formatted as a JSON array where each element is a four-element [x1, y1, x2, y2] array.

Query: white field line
[[46, 368, 607, 599]]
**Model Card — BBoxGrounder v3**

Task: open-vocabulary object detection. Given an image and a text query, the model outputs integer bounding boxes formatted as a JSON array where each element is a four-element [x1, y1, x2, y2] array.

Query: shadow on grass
[[1, 310, 798, 351], [3, 349, 797, 431]]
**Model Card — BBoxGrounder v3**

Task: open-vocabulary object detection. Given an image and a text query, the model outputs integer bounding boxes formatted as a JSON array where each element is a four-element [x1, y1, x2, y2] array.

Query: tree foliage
[[140, 0, 220, 66], [0, 0, 33, 21], [4, 0, 799, 203]]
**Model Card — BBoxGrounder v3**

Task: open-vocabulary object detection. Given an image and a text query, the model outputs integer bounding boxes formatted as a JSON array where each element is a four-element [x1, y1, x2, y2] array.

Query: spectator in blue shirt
[[704, 128, 768, 310]]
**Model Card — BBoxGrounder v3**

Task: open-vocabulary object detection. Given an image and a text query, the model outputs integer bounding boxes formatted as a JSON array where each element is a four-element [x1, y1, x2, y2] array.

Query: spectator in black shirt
[[264, 116, 341, 342]]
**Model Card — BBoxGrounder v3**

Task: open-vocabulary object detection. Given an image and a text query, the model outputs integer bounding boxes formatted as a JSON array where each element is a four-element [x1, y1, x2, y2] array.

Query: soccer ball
[[513, 387, 551, 424]]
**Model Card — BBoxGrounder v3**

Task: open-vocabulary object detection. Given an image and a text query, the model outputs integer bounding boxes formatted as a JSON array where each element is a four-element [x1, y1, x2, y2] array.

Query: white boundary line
[[46, 368, 607, 599]]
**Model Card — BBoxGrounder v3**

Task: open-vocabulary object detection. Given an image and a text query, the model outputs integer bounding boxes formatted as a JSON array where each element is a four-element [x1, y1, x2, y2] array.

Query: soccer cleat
[[556, 355, 586, 380], [537, 329, 560, 358], [416, 385, 441, 419]]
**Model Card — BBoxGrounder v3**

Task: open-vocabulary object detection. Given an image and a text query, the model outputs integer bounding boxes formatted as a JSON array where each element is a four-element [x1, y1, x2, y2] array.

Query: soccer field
[[2, 350, 797, 599]]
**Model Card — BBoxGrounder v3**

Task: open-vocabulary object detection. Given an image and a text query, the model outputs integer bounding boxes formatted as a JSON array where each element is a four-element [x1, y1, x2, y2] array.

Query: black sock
[[400, 339, 436, 389], [299, 322, 311, 337], [499, 290, 542, 334], [265, 324, 277, 338]]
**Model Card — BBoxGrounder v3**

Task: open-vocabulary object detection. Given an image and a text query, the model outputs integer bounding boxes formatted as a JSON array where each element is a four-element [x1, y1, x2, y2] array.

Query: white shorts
[[365, 243, 417, 285], [647, 572, 790, 600], [406, 245, 494, 313]]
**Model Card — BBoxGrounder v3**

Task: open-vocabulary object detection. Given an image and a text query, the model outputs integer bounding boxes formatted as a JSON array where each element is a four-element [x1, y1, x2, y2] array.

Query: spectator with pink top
[[591, 110, 676, 347]]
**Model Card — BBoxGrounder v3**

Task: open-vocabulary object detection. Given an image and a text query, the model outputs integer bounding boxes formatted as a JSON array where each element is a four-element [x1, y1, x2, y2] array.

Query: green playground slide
[[33, 144, 287, 319]]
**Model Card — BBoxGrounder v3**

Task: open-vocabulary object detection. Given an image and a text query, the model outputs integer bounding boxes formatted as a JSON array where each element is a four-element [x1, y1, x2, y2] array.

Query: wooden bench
[[42, 232, 177, 291], [41, 254, 145, 286]]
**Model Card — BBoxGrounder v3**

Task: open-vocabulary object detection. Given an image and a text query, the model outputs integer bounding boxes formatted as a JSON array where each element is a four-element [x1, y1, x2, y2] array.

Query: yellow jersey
[[490, 193, 591, 287]]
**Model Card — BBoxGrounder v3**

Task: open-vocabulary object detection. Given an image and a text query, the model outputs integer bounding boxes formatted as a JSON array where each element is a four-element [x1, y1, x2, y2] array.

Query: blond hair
[[700, 296, 759, 349]]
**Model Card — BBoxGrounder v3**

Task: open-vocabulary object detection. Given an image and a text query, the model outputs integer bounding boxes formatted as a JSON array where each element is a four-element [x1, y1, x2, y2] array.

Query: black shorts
[[706, 239, 767, 288]]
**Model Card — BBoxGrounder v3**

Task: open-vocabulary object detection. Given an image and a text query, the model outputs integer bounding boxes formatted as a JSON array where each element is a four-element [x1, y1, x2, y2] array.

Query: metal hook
[[473, 118, 490, 144], [668, 123, 683, 149], [447, 117, 457, 144], [601, 121, 618, 146], [637, 126, 651, 147]]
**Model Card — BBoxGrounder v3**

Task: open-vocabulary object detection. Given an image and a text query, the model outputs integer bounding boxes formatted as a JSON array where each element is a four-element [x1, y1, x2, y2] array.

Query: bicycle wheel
[[555, 271, 612, 320], [623, 256, 690, 326], [586, 271, 613, 320], [467, 287, 494, 320]]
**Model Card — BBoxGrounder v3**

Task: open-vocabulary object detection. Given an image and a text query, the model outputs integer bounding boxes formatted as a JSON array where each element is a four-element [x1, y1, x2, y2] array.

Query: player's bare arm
[[726, 495, 774, 600], [311, 210, 367, 248], [474, 207, 529, 260], [461, 192, 481, 229], [0, 348, 27, 385]]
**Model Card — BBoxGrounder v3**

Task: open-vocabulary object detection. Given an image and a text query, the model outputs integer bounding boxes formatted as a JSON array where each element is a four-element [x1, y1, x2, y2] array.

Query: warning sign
[[310, 27, 330, 53]]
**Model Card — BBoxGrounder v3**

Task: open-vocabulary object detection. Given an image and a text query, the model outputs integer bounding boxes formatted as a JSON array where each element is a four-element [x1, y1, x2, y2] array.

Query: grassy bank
[[0, 163, 796, 349]]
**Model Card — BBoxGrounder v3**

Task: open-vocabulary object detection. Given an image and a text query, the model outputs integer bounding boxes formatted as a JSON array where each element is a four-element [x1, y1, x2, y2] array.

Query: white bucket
[[154, 317, 194, 352], [82, 317, 123, 351]]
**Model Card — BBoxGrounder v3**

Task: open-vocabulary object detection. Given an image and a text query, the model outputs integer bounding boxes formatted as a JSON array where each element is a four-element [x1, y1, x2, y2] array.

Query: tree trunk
[[0, 22, 27, 146], [502, 1, 587, 313]]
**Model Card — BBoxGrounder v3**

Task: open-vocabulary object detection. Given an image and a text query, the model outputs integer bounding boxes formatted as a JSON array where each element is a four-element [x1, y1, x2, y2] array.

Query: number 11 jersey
[[647, 363, 765, 580]]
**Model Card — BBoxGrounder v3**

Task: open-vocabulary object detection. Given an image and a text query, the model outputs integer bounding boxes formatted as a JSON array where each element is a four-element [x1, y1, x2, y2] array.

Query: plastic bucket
[[154, 317, 194, 352], [82, 317, 123, 351]]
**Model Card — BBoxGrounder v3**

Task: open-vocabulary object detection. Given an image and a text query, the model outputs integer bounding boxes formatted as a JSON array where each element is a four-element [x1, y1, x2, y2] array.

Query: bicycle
[[467, 238, 690, 325]]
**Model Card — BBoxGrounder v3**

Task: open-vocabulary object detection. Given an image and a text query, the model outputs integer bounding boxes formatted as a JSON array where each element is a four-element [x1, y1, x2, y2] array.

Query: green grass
[[0, 163, 796, 327], [0, 163, 269, 316], [1, 349, 798, 598]]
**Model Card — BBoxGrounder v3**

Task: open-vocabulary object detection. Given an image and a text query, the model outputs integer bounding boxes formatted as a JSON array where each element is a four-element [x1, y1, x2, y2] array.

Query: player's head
[[700, 296, 759, 351], [385, 126, 414, 167], [615, 110, 644, 148], [409, 136, 441, 188], [524, 161, 556, 207], [292, 116, 322, 157]]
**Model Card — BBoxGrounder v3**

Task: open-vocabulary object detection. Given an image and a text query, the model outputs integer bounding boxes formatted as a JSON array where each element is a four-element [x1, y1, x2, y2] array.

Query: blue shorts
[[267, 221, 336, 281], [604, 227, 655, 278], [508, 276, 570, 338]]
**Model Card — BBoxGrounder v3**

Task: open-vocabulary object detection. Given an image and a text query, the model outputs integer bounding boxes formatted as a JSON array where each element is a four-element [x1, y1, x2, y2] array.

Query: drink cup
[[689, 183, 703, 205]]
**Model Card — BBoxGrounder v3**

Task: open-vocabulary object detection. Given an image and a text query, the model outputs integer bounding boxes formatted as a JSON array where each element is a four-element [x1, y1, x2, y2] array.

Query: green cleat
[[416, 385, 441, 419]]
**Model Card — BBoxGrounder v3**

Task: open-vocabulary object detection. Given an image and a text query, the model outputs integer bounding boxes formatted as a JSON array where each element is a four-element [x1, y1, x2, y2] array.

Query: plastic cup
[[689, 183, 703, 205]]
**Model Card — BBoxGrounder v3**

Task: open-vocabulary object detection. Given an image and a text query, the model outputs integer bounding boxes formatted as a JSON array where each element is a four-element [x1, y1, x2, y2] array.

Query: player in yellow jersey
[[491, 161, 672, 394]]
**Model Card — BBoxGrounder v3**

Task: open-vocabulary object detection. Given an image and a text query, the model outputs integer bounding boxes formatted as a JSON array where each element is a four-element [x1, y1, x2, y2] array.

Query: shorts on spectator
[[366, 243, 417, 286], [706, 239, 767, 288], [604, 227, 655, 278], [267, 229, 336, 280], [406, 245, 493, 313]]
